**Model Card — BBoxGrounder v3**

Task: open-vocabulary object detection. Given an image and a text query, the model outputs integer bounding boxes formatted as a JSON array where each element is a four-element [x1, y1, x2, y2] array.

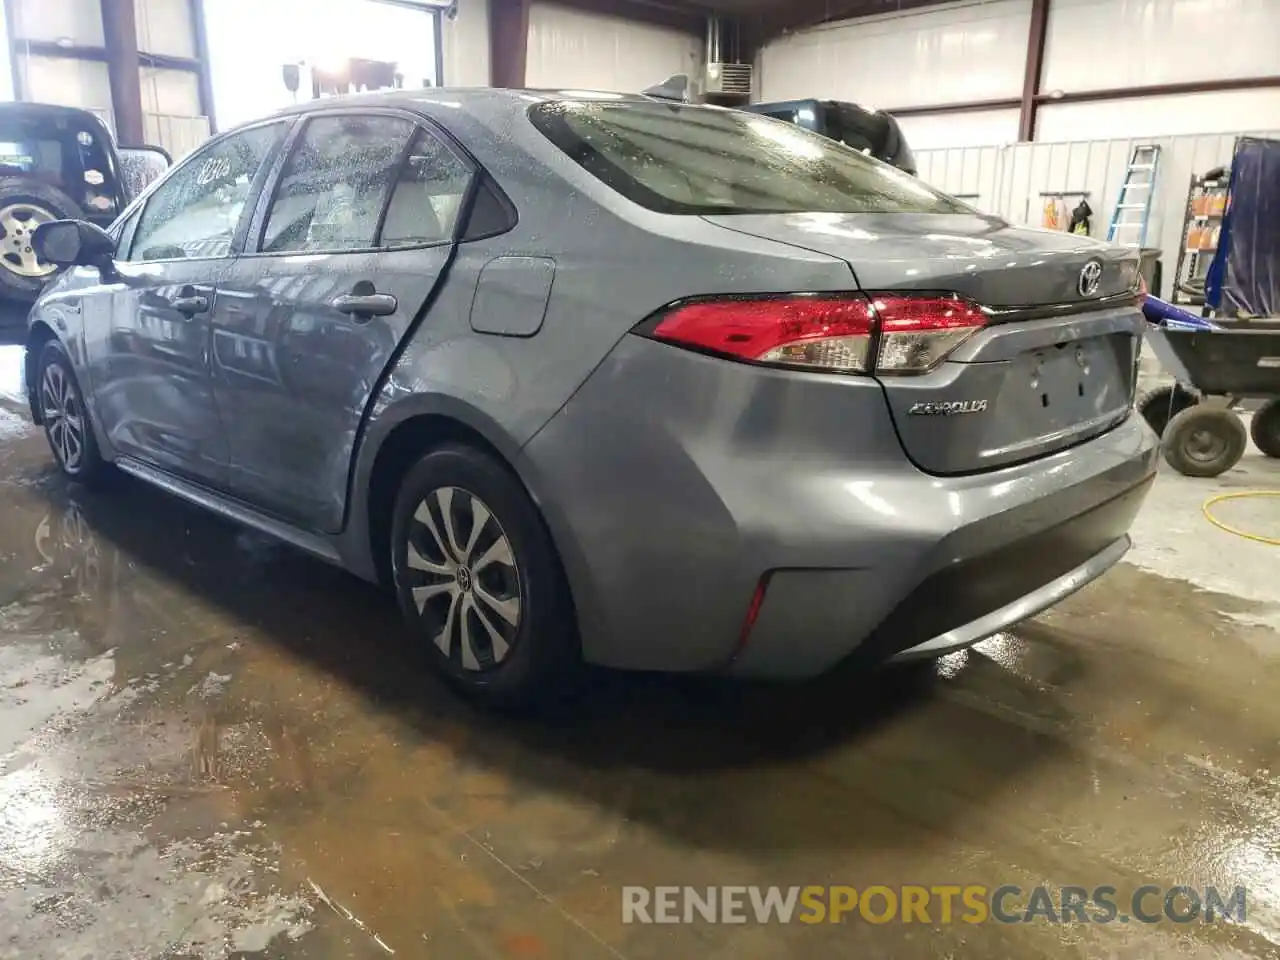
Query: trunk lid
[[705, 211, 1144, 474]]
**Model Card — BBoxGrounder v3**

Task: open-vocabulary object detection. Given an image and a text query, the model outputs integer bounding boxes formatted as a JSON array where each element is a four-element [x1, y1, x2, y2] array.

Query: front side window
[[129, 122, 285, 261], [529, 100, 960, 216], [260, 115, 415, 254]]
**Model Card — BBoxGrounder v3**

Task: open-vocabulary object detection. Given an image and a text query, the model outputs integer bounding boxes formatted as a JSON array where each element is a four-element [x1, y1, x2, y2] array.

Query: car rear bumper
[[726, 428, 1155, 678], [521, 335, 1159, 678], [888, 535, 1131, 662]]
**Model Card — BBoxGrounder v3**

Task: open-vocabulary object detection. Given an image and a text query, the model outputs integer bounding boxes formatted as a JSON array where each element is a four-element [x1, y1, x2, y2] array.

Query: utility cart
[[1139, 303, 1280, 476]]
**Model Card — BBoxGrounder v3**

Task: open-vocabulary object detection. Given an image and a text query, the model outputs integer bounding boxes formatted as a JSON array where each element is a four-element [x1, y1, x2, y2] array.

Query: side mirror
[[32, 219, 115, 269], [118, 145, 171, 200]]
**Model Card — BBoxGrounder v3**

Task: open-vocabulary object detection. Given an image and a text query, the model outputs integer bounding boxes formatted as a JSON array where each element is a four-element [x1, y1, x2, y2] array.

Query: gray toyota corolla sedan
[[24, 89, 1158, 707]]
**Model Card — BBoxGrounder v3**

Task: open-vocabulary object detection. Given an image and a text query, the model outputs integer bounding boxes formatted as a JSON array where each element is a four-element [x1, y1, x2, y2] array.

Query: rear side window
[[260, 116, 472, 253], [529, 101, 962, 216], [262, 115, 415, 254]]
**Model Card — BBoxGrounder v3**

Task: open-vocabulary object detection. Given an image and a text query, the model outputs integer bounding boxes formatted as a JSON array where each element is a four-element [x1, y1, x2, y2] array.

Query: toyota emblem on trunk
[[1078, 259, 1103, 297]]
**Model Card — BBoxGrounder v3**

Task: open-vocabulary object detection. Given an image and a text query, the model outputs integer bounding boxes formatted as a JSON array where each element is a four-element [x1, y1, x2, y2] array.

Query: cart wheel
[[1162, 406, 1248, 478], [1137, 384, 1198, 437], [1250, 398, 1280, 458]]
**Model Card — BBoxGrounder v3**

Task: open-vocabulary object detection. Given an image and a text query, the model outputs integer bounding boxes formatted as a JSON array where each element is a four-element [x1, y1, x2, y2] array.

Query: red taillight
[[649, 297, 875, 374], [646, 293, 985, 376], [871, 294, 987, 374], [736, 573, 771, 655]]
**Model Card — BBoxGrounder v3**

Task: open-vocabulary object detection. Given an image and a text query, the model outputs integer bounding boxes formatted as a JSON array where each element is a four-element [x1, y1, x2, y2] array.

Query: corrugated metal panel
[[15, 54, 113, 113], [1037, 90, 1280, 141], [758, 0, 1031, 109], [1043, 0, 1280, 93], [915, 129, 1280, 299], [895, 109, 1020, 150], [9, 0, 105, 47], [141, 67, 202, 118], [144, 113, 212, 158], [525, 2, 701, 94], [135, 0, 196, 58]]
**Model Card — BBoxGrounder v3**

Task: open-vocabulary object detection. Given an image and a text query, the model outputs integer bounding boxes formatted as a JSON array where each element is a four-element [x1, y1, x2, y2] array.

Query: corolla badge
[[907, 399, 989, 416], [1078, 259, 1103, 297]]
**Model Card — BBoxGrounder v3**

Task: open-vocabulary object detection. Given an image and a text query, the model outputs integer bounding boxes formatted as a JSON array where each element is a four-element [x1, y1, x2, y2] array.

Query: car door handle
[[331, 292, 398, 319], [169, 295, 209, 316]]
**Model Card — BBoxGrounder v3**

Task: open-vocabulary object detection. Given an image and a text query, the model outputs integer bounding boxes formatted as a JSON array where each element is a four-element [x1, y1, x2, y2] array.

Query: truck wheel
[[1137, 384, 1197, 437], [0, 178, 84, 304], [1250, 399, 1280, 458], [1162, 406, 1247, 478]]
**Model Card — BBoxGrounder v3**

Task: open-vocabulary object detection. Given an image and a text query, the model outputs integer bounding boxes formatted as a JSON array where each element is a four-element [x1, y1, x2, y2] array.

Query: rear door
[[212, 110, 474, 532]]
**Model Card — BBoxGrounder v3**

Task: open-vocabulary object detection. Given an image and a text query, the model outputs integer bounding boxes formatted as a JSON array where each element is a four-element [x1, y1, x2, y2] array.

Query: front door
[[90, 121, 288, 486], [213, 112, 473, 531]]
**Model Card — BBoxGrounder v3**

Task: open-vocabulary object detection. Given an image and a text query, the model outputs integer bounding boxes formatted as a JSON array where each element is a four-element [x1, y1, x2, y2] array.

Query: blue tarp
[[1208, 136, 1280, 317]]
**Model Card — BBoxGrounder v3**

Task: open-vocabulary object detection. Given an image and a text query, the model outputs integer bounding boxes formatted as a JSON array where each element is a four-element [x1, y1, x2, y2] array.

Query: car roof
[[269, 86, 658, 120]]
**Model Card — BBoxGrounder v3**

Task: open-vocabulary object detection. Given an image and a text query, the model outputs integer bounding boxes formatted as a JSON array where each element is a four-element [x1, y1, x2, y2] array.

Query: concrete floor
[[1, 339, 1279, 959]]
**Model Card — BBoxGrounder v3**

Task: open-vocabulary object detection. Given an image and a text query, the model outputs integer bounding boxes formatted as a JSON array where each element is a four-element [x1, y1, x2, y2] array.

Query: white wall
[[1037, 89, 1280, 142], [758, 0, 1280, 148], [914, 129, 1280, 298], [896, 108, 1019, 150], [759, 0, 1031, 109], [135, 0, 196, 58], [1042, 0, 1280, 93], [0, 0, 15, 101], [441, 0, 490, 86], [9, 0, 105, 47], [525, 2, 701, 94]]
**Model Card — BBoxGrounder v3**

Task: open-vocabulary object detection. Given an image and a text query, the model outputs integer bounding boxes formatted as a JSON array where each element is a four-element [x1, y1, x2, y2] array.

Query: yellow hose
[[1202, 491, 1280, 546]]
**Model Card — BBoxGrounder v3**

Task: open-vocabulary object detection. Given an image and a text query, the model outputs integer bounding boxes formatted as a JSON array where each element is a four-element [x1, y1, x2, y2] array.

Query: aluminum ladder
[[1107, 144, 1161, 246]]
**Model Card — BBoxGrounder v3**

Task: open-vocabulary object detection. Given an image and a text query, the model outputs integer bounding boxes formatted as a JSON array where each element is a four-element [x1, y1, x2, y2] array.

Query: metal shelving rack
[[1172, 167, 1230, 315]]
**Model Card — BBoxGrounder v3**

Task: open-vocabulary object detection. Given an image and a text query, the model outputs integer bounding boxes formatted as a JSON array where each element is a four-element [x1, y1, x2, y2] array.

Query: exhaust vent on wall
[[704, 15, 751, 102]]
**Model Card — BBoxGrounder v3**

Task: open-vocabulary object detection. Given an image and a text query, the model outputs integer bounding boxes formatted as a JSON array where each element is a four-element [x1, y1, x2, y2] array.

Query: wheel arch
[[351, 397, 585, 632], [25, 319, 58, 424]]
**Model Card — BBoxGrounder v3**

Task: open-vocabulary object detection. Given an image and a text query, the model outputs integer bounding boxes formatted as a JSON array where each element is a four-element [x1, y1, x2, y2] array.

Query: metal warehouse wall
[[441, 0, 491, 86], [5, 0, 210, 156], [758, 0, 1027, 144], [758, 0, 1280, 149], [524, 2, 701, 93], [914, 130, 1280, 299]]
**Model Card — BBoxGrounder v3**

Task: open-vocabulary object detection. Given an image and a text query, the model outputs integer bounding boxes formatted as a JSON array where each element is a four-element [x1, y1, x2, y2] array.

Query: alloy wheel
[[0, 203, 57, 279], [405, 486, 522, 671], [41, 361, 84, 472]]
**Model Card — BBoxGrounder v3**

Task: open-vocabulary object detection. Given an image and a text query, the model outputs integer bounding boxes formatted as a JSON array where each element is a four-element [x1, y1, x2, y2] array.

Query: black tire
[[1137, 384, 1198, 437], [1251, 399, 1280, 458], [1162, 405, 1247, 478], [0, 178, 84, 303], [390, 444, 579, 710], [36, 340, 106, 484]]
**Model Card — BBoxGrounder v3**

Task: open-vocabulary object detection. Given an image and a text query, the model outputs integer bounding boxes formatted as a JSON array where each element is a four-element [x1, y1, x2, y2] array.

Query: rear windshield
[[528, 100, 963, 216]]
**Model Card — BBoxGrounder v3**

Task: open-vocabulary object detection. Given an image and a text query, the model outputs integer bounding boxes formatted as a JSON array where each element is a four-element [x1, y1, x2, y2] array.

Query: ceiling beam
[[741, 0, 942, 52], [1018, 0, 1049, 141], [543, 0, 706, 34]]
